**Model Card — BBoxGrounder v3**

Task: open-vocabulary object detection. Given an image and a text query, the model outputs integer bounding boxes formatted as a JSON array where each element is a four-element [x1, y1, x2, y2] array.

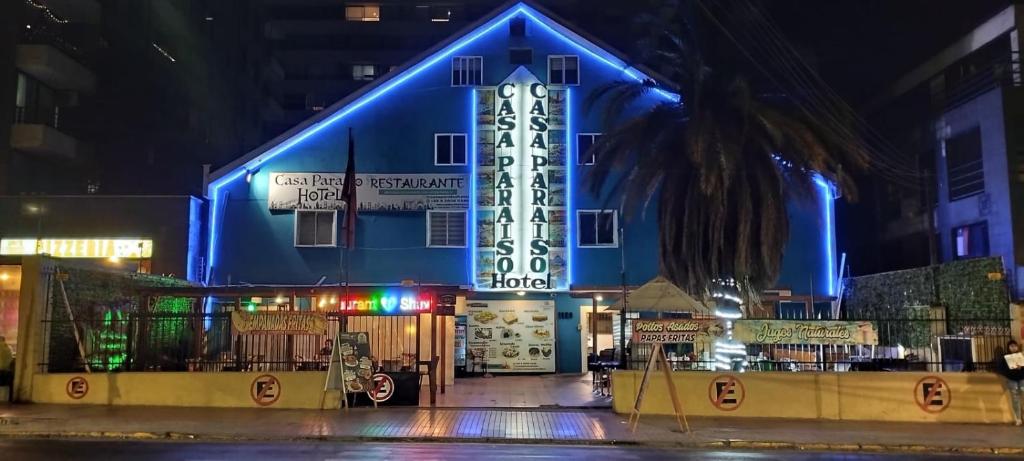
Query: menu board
[[338, 332, 373, 394], [466, 300, 555, 373]]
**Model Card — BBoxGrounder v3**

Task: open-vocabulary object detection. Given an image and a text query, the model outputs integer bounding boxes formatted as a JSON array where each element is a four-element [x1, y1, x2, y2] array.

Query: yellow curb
[[826, 443, 860, 451], [795, 443, 831, 451], [994, 447, 1024, 455], [859, 444, 887, 451]]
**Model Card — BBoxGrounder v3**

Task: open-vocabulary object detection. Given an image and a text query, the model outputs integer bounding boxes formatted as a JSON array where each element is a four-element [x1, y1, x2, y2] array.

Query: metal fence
[[40, 312, 421, 374], [623, 313, 1012, 373]]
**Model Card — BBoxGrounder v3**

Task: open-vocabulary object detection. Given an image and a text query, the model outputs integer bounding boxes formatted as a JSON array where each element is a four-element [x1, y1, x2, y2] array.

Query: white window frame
[[294, 209, 338, 247], [577, 209, 618, 248], [577, 133, 602, 165], [434, 133, 468, 166], [548, 55, 580, 86], [345, 4, 380, 22], [426, 210, 468, 248], [451, 56, 483, 86]]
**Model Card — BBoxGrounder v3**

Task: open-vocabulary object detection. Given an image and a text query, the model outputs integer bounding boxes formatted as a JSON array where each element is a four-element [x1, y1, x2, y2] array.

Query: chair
[[417, 356, 440, 405]]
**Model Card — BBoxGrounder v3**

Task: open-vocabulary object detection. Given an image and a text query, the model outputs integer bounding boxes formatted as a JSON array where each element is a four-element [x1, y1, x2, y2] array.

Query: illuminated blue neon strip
[[565, 87, 574, 289], [519, 9, 678, 102], [470, 89, 478, 288], [186, 196, 201, 282], [815, 176, 836, 297], [205, 2, 677, 285]]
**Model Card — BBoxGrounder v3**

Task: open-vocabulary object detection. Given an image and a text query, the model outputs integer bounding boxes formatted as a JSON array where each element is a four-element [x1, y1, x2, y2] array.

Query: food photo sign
[[466, 299, 555, 373], [337, 332, 374, 393]]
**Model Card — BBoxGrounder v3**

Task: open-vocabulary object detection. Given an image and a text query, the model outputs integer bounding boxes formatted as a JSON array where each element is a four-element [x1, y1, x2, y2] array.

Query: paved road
[[0, 439, 1014, 460]]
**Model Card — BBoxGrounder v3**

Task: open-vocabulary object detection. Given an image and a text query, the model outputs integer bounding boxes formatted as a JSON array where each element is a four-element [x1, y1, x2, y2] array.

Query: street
[[0, 439, 1015, 461]]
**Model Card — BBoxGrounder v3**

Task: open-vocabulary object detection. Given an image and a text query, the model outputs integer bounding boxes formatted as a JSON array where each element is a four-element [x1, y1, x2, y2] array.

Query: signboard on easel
[[627, 342, 690, 434], [322, 331, 376, 409]]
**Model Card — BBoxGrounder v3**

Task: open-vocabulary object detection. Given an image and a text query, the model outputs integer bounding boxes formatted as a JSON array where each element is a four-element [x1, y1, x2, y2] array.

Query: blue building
[[204, 1, 837, 375]]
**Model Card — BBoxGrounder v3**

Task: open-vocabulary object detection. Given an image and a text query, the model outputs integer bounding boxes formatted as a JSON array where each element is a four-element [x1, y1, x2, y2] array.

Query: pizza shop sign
[[492, 68, 551, 290]]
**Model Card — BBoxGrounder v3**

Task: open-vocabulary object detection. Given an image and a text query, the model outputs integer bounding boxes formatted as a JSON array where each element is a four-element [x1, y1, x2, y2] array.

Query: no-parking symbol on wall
[[708, 374, 745, 411], [914, 376, 951, 413]]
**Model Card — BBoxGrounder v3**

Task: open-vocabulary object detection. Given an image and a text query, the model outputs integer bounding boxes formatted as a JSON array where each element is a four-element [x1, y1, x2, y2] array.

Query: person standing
[[997, 340, 1024, 425]]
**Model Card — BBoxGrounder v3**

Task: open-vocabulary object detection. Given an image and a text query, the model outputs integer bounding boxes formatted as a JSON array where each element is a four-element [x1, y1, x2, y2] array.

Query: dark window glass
[[597, 212, 615, 244], [436, 135, 452, 164], [579, 212, 597, 246], [577, 134, 601, 164], [550, 57, 564, 84], [452, 134, 467, 164], [945, 127, 984, 201], [565, 56, 579, 85]]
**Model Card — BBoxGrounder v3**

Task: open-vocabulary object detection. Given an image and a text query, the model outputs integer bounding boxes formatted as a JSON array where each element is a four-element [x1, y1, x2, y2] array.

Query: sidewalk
[[2, 403, 1023, 455]]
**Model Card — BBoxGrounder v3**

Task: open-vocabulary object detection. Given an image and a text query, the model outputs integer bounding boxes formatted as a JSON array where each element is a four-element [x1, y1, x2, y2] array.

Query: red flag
[[341, 128, 357, 248]]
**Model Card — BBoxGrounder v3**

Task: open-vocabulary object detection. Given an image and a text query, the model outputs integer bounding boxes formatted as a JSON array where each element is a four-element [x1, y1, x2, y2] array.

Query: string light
[[25, 0, 69, 25]]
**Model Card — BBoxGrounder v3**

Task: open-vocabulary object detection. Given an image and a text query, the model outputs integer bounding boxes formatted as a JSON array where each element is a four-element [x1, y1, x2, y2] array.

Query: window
[[352, 64, 377, 81], [452, 56, 483, 86], [345, 4, 380, 21], [509, 48, 533, 65], [952, 221, 989, 260], [295, 210, 337, 247], [578, 210, 617, 247], [577, 133, 602, 165], [427, 211, 467, 247], [435, 134, 467, 165], [945, 127, 984, 201], [549, 55, 579, 85]]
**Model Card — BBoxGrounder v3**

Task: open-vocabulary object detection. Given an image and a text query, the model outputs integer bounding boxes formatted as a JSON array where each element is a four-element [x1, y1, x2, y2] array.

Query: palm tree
[[585, 0, 874, 302]]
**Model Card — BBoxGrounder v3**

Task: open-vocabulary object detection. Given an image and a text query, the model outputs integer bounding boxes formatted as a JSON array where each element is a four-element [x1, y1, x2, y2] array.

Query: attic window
[[509, 17, 526, 37]]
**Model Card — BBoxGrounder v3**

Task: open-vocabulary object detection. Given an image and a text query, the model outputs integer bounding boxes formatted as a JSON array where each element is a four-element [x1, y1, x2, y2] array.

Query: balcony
[[15, 44, 95, 92], [10, 123, 78, 159], [37, 0, 101, 24]]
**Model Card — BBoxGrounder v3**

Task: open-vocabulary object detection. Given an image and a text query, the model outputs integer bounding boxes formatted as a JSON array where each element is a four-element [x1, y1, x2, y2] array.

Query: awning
[[605, 276, 710, 313]]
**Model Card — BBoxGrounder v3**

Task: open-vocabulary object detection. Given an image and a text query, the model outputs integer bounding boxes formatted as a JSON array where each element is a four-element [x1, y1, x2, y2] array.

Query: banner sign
[[733, 320, 879, 345], [631, 319, 727, 344], [268, 173, 468, 211], [474, 67, 568, 291], [231, 311, 328, 336], [466, 299, 555, 373]]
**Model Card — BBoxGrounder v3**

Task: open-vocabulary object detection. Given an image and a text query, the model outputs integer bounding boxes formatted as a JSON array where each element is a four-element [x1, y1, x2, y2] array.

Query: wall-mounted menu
[[466, 300, 555, 373]]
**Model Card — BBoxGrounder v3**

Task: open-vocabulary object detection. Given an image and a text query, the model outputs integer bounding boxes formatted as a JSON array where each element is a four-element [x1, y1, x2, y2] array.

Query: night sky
[[766, 0, 1009, 103]]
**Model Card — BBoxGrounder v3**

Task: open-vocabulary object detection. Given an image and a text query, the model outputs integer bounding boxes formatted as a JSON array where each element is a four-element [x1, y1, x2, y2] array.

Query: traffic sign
[[708, 374, 744, 411], [370, 373, 395, 403], [914, 376, 951, 413], [251, 374, 282, 406], [66, 376, 88, 399]]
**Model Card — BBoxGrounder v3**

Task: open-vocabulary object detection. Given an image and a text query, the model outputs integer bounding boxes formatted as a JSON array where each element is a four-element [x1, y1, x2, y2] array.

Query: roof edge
[[207, 0, 678, 193]]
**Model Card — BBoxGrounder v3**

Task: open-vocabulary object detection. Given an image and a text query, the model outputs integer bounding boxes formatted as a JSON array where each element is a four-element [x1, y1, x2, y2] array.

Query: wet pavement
[[0, 440, 1015, 461], [4, 403, 1024, 455], [425, 374, 611, 408]]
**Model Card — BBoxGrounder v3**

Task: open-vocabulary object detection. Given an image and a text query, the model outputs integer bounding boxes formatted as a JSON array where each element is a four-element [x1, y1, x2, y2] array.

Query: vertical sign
[[475, 67, 567, 291]]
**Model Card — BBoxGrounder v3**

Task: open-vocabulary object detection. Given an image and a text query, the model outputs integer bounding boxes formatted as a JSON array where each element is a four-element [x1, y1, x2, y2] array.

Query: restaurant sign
[[231, 311, 328, 335], [631, 319, 726, 344], [733, 320, 878, 345], [1, 238, 153, 258], [268, 173, 468, 211]]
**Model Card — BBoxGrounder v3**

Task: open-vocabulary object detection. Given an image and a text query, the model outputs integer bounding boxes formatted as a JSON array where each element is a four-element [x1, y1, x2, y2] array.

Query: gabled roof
[[207, 0, 677, 194]]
